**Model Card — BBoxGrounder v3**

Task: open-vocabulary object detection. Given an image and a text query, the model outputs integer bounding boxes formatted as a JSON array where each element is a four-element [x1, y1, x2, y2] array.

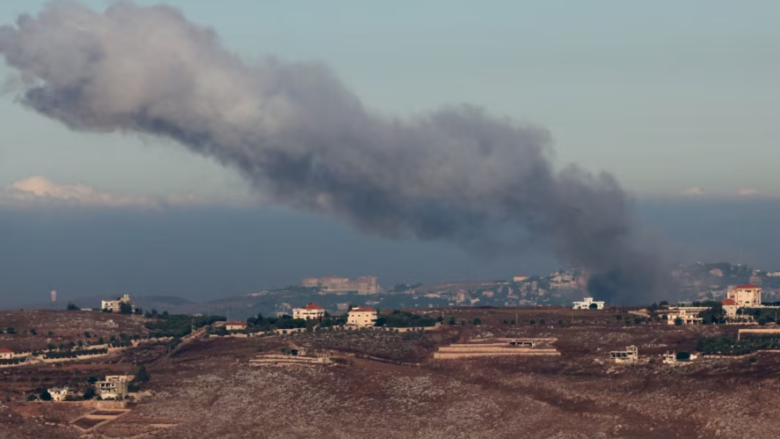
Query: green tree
[[589, 303, 599, 309], [39, 389, 52, 401], [674, 318, 683, 326], [448, 317, 456, 325], [6, 327, 15, 335], [83, 387, 96, 400], [30, 328, 37, 335], [675, 351, 691, 361], [67, 303, 80, 311], [119, 302, 133, 315], [135, 365, 150, 384], [473, 318, 482, 325], [84, 331, 91, 338]]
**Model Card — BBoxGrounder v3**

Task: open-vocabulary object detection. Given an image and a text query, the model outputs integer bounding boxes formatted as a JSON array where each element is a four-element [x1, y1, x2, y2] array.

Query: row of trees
[[144, 314, 225, 338]]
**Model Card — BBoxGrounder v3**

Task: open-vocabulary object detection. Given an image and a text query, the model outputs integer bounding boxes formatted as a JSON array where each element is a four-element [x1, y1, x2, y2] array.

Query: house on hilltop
[[225, 321, 247, 331], [347, 306, 377, 327], [101, 294, 135, 313], [293, 303, 326, 320]]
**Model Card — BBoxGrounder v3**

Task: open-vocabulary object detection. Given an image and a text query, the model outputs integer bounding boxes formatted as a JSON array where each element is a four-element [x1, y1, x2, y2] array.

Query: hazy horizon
[[1, 198, 778, 308]]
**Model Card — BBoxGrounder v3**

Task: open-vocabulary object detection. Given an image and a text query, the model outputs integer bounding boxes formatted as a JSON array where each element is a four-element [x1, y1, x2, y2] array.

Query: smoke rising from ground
[[0, 1, 668, 302]]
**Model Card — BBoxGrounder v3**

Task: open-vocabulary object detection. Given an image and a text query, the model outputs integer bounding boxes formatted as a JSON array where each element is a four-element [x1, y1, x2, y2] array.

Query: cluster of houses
[[661, 284, 768, 324], [292, 302, 378, 327], [46, 374, 134, 402]]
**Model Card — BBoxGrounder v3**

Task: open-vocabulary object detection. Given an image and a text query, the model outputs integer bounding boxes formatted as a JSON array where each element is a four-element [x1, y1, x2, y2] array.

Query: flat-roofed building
[[728, 284, 762, 308], [347, 306, 377, 327], [101, 294, 135, 313], [302, 276, 378, 295], [97, 375, 134, 400], [572, 297, 604, 310], [610, 345, 638, 364]]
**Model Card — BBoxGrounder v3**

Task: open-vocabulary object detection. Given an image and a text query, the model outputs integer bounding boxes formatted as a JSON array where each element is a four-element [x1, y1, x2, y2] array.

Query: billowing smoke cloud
[[0, 1, 668, 302]]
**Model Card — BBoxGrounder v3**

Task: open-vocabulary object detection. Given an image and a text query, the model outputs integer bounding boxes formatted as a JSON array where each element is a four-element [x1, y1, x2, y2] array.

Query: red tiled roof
[[721, 298, 737, 306], [225, 321, 247, 326], [735, 284, 760, 290], [0, 349, 13, 354], [303, 302, 324, 310]]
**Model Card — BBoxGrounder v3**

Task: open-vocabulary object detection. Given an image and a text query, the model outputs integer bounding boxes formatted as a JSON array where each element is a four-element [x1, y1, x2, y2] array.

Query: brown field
[[72, 416, 106, 429], [0, 310, 148, 352], [1, 307, 779, 438]]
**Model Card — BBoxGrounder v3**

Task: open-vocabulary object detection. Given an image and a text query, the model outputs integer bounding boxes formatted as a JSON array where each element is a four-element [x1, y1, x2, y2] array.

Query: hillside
[[1, 307, 780, 438]]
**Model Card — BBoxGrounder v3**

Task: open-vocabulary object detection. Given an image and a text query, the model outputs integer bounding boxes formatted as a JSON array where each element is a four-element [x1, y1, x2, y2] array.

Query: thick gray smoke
[[0, 1, 668, 302]]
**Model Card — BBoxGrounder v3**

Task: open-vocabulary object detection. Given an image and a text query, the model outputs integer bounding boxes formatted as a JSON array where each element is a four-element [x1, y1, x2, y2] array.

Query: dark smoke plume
[[0, 1, 669, 302]]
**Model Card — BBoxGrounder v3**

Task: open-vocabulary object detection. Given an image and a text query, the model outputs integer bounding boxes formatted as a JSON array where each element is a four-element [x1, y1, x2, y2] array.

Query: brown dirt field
[[0, 310, 148, 352], [72, 416, 106, 429]]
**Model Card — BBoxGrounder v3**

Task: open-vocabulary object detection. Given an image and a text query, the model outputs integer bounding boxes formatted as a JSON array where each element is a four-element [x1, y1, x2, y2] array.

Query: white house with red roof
[[0, 349, 13, 360], [293, 302, 326, 320], [347, 306, 378, 327], [225, 321, 248, 331], [727, 284, 762, 308]]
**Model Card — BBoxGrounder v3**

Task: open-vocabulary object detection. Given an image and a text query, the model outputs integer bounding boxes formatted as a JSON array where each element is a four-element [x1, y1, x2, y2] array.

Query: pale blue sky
[[1, 0, 778, 198]]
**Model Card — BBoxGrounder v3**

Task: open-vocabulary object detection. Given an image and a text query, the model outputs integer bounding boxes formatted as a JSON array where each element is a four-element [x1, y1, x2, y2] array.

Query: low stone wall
[[249, 355, 330, 366], [433, 350, 560, 359], [737, 328, 780, 341]]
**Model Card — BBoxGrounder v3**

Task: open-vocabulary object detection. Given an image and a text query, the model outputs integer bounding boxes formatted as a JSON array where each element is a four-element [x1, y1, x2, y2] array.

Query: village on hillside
[[3, 273, 780, 437]]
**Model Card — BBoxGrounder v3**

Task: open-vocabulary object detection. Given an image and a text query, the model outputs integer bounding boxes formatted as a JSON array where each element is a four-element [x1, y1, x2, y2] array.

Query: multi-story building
[[101, 294, 135, 313], [727, 284, 762, 308], [302, 276, 378, 295], [347, 306, 377, 327], [512, 275, 528, 283], [97, 375, 134, 400], [293, 302, 326, 320]]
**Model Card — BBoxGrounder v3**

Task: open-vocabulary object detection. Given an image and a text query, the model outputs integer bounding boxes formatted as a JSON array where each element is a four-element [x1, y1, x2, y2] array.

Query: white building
[[572, 297, 604, 310], [97, 375, 134, 400], [662, 308, 704, 325], [512, 275, 528, 283], [347, 306, 378, 327], [663, 352, 698, 365], [101, 294, 135, 313], [48, 387, 69, 402], [225, 321, 248, 331], [302, 276, 379, 295], [610, 346, 638, 364], [727, 284, 762, 308], [293, 302, 326, 320], [0, 349, 13, 360]]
